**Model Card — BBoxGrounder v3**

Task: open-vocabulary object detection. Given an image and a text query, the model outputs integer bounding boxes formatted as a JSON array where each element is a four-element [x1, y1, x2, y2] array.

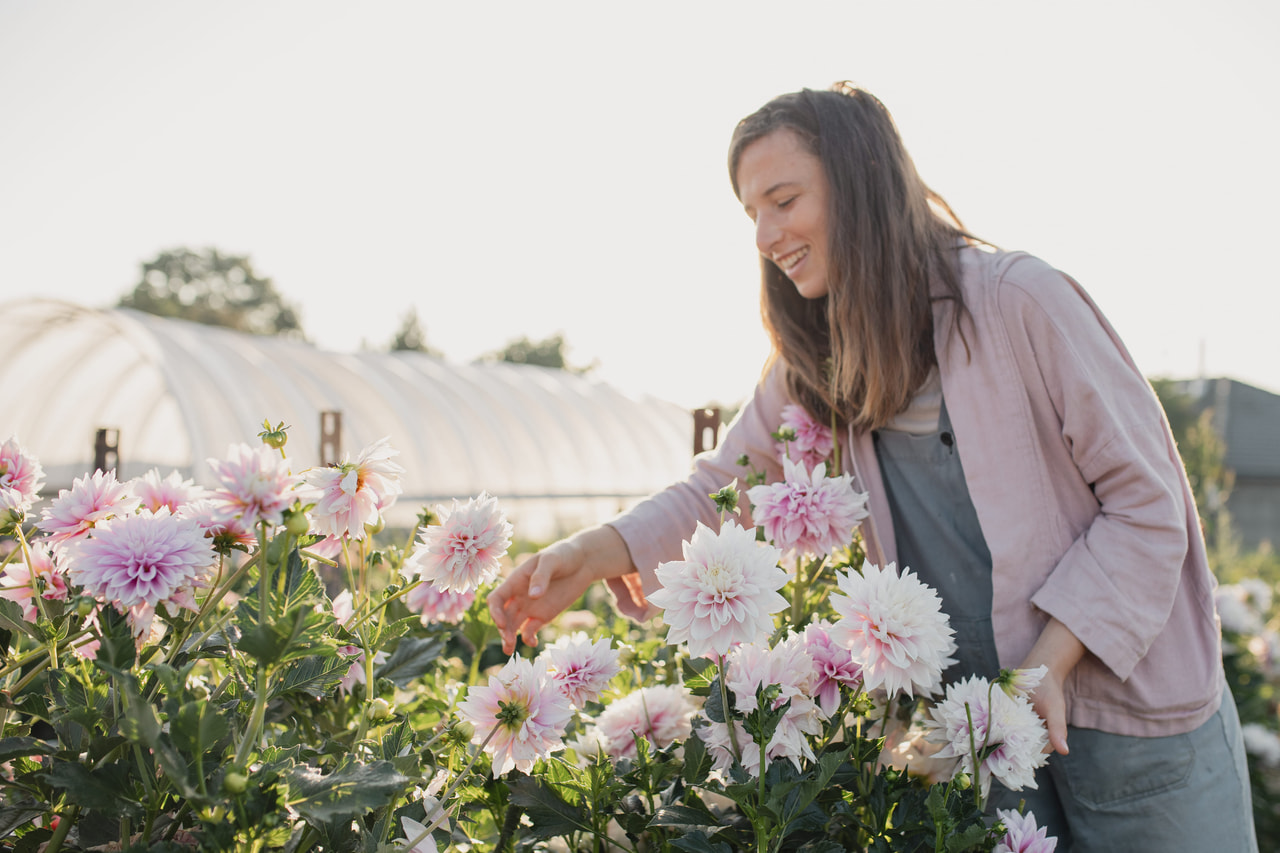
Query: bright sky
[[2, 0, 1277, 409]]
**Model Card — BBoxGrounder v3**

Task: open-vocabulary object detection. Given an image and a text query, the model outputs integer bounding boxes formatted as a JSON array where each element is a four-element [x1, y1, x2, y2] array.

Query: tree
[[118, 247, 305, 338], [389, 306, 442, 356], [1152, 379, 1235, 548], [482, 333, 596, 373]]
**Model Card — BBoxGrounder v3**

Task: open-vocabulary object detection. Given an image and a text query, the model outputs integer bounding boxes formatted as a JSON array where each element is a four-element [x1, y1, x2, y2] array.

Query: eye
[[777, 196, 797, 210]]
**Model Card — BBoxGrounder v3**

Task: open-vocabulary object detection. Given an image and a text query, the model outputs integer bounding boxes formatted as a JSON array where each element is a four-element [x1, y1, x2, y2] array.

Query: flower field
[[2, 407, 1266, 851]]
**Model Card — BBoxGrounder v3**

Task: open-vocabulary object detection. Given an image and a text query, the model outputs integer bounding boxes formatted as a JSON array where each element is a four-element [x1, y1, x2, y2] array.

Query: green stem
[[45, 804, 78, 853], [233, 667, 270, 767], [717, 655, 742, 762]]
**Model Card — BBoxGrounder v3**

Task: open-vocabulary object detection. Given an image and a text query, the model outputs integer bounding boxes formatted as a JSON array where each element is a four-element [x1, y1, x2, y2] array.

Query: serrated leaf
[[170, 699, 230, 757], [375, 636, 444, 688], [945, 821, 991, 852], [272, 654, 351, 700], [668, 830, 734, 853], [681, 731, 712, 786], [0, 805, 48, 838], [0, 737, 55, 764], [285, 760, 410, 823], [506, 774, 592, 838], [38, 761, 141, 815], [648, 804, 723, 832], [681, 656, 717, 694], [94, 605, 136, 669]]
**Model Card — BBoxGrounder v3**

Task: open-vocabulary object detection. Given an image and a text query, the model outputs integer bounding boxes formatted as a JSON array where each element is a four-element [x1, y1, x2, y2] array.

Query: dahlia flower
[[405, 580, 475, 625], [0, 437, 43, 519], [802, 619, 864, 716], [405, 493, 512, 594], [828, 560, 956, 698], [0, 545, 66, 621], [540, 631, 621, 708], [775, 403, 834, 470], [207, 443, 298, 528], [132, 469, 206, 514], [457, 655, 573, 775], [393, 816, 438, 853], [994, 808, 1058, 853], [596, 683, 696, 761], [38, 470, 140, 544], [700, 719, 756, 775], [924, 675, 1049, 797], [178, 498, 258, 552], [303, 437, 404, 540], [65, 509, 215, 612], [722, 635, 825, 772], [747, 457, 868, 558], [647, 520, 787, 659], [997, 665, 1048, 699], [331, 588, 355, 628]]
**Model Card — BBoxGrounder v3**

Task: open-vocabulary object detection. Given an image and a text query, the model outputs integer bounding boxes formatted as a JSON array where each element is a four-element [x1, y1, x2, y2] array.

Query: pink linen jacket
[[607, 245, 1224, 737]]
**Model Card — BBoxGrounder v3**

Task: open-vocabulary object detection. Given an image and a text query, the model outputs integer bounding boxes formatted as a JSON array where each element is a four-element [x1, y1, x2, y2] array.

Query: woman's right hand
[[488, 525, 634, 655]]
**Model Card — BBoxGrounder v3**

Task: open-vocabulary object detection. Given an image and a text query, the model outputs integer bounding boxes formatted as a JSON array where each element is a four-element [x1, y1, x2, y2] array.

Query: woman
[[489, 83, 1254, 850]]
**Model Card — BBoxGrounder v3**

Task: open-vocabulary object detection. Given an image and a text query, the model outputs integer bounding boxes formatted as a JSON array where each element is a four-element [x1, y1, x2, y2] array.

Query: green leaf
[[506, 774, 593, 839], [285, 760, 410, 823], [945, 822, 991, 853], [376, 636, 445, 688], [38, 760, 142, 815], [170, 699, 230, 757], [237, 605, 325, 667], [681, 729, 712, 786], [94, 605, 136, 669], [0, 737, 55, 764], [0, 805, 48, 839], [668, 830, 734, 853], [681, 656, 717, 694], [271, 654, 351, 700], [648, 804, 724, 833]]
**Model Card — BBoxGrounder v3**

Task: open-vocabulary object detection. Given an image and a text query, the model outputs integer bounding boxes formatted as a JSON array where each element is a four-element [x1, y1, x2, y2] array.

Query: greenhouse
[[0, 298, 698, 540]]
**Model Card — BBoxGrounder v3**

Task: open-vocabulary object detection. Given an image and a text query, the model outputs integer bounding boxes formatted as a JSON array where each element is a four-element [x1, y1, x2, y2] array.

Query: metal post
[[320, 411, 342, 466], [94, 428, 120, 473], [693, 408, 721, 455]]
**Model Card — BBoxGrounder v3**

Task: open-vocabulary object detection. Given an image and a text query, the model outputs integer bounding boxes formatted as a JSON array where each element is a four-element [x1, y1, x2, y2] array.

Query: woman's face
[[736, 128, 831, 299]]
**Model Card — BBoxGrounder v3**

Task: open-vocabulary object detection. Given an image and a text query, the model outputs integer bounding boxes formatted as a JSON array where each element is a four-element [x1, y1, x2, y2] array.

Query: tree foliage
[[1151, 379, 1235, 548], [483, 333, 595, 373], [118, 247, 304, 338], [389, 306, 441, 356]]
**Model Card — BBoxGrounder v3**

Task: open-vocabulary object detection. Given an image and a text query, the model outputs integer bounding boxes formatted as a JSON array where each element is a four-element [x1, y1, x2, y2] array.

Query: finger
[[519, 617, 545, 648], [527, 558, 556, 598]]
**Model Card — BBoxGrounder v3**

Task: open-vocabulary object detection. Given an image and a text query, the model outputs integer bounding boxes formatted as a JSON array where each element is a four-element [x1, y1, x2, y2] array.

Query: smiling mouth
[[776, 246, 808, 272]]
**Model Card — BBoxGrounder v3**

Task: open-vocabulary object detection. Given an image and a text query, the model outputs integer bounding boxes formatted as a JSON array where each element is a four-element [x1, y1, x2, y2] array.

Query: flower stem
[[45, 805, 78, 853]]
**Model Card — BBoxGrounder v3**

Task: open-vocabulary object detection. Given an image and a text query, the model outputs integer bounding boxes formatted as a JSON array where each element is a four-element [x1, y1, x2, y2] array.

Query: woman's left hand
[[1020, 617, 1087, 755]]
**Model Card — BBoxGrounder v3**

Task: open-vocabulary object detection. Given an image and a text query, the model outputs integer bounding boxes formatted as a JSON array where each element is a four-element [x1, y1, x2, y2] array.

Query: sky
[[1, 0, 1277, 409]]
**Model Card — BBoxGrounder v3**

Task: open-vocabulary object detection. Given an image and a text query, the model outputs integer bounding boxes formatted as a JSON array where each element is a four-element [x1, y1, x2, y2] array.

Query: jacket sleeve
[[999, 258, 1193, 680], [604, 362, 790, 620]]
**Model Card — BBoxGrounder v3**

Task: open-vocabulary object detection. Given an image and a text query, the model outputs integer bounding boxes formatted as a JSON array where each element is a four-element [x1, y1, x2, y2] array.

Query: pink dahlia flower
[[331, 588, 355, 628], [0, 437, 44, 518], [924, 675, 1049, 797], [802, 619, 864, 717], [38, 470, 141, 544], [775, 404, 834, 470], [722, 634, 825, 773], [65, 509, 215, 612], [405, 579, 475, 625], [303, 437, 404, 540], [596, 683, 696, 761], [132, 469, 206, 514], [457, 655, 573, 775], [406, 493, 512, 594], [179, 498, 258, 551], [994, 808, 1058, 853], [828, 561, 957, 698], [207, 443, 298, 528], [747, 457, 869, 558], [540, 631, 621, 708], [646, 520, 787, 660], [0, 545, 66, 621]]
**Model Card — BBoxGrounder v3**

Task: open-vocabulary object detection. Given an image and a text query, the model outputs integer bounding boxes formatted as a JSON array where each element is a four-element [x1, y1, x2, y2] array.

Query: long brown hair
[[729, 83, 973, 431]]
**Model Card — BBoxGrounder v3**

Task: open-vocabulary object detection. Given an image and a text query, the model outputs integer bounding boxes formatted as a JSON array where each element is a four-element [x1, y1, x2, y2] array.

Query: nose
[[755, 211, 781, 257]]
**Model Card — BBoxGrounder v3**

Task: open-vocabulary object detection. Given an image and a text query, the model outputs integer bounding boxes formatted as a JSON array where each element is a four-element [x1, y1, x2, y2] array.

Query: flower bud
[[369, 697, 394, 721], [257, 419, 290, 450], [284, 508, 310, 537], [222, 770, 249, 794]]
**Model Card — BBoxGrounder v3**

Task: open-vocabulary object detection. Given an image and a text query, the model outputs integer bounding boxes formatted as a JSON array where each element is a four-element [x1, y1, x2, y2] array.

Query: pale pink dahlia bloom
[[331, 589, 355, 628], [646, 520, 787, 659], [393, 816, 438, 853], [303, 437, 404, 540], [802, 619, 863, 717], [0, 437, 44, 518], [207, 443, 298, 528], [457, 655, 573, 775], [405, 580, 475, 625], [540, 631, 621, 708], [774, 404, 834, 470], [721, 634, 825, 773], [747, 457, 869, 558], [132, 469, 206, 514], [997, 665, 1048, 700], [924, 675, 1049, 797], [994, 808, 1058, 853], [65, 509, 215, 612], [178, 498, 258, 551], [38, 470, 141, 544], [0, 545, 66, 621], [596, 683, 696, 761], [828, 561, 956, 698], [406, 493, 512, 594]]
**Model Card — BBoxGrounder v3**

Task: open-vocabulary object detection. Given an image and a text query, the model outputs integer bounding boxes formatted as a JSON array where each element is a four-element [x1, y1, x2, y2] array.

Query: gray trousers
[[988, 688, 1257, 852]]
